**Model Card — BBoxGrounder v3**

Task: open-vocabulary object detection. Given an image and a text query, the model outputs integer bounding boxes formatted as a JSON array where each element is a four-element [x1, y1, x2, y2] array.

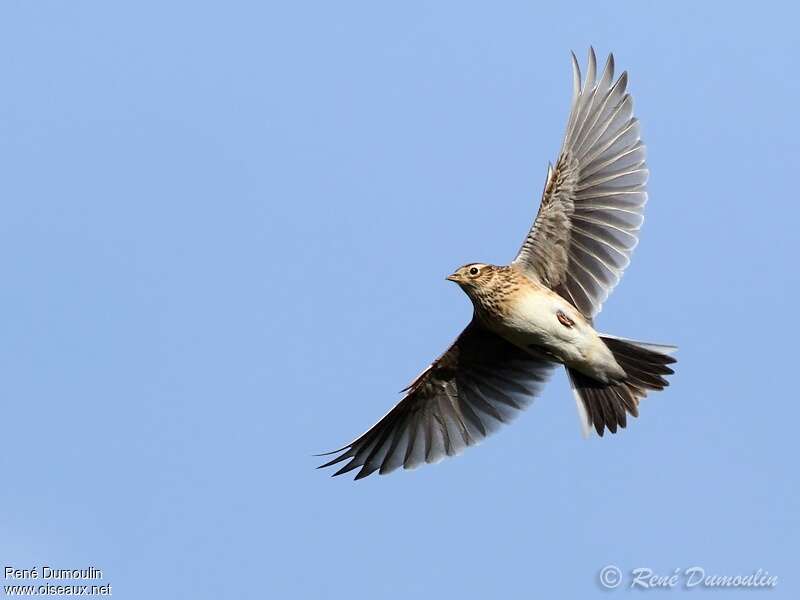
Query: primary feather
[[514, 47, 648, 319]]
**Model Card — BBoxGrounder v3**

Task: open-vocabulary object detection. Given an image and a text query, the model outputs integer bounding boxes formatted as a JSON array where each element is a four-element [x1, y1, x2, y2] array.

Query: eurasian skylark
[[319, 49, 676, 480]]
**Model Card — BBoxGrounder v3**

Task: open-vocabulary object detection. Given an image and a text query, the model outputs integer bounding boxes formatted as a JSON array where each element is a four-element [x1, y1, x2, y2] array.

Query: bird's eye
[[469, 267, 480, 276]]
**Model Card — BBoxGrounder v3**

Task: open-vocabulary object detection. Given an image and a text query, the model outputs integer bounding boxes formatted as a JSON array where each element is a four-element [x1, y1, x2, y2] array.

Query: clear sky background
[[1, 2, 798, 598]]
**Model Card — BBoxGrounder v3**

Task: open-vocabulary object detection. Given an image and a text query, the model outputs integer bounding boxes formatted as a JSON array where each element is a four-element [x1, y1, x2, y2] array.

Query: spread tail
[[568, 336, 677, 437]]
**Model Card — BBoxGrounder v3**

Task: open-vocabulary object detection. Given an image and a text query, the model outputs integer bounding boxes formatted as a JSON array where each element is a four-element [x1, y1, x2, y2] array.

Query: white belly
[[497, 287, 624, 382]]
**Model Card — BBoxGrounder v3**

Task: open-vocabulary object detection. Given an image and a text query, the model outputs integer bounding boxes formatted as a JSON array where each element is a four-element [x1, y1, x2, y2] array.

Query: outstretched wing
[[513, 48, 648, 319], [318, 320, 554, 480]]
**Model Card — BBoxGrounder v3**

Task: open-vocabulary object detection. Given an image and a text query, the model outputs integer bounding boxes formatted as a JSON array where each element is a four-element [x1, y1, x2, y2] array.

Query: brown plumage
[[318, 48, 676, 480], [448, 264, 524, 321]]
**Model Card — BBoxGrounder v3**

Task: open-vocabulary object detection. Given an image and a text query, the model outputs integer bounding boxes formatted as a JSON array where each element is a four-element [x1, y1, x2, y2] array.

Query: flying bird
[[318, 49, 676, 480]]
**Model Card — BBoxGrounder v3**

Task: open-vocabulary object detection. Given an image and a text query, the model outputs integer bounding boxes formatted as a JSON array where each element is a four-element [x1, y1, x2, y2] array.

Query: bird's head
[[446, 263, 499, 297]]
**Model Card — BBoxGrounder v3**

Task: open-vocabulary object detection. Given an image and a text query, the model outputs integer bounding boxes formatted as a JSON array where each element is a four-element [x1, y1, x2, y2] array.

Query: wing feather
[[317, 320, 554, 480], [513, 48, 648, 318]]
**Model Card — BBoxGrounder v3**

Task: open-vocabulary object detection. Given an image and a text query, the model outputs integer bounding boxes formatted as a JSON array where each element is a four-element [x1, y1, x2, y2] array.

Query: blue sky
[[1, 1, 798, 598]]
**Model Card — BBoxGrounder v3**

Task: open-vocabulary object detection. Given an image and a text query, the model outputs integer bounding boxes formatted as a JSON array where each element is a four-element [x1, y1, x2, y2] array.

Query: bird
[[318, 48, 676, 480]]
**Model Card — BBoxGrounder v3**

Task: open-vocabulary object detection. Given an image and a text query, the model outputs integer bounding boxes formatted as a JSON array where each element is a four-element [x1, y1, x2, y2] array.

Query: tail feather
[[568, 336, 676, 437], [598, 334, 677, 356]]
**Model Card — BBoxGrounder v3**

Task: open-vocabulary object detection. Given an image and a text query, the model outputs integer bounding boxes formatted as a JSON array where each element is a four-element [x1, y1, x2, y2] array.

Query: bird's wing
[[513, 48, 648, 319], [318, 320, 554, 480]]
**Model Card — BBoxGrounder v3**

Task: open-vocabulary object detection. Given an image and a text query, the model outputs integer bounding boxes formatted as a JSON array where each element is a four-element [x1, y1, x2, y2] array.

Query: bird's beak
[[446, 272, 460, 283]]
